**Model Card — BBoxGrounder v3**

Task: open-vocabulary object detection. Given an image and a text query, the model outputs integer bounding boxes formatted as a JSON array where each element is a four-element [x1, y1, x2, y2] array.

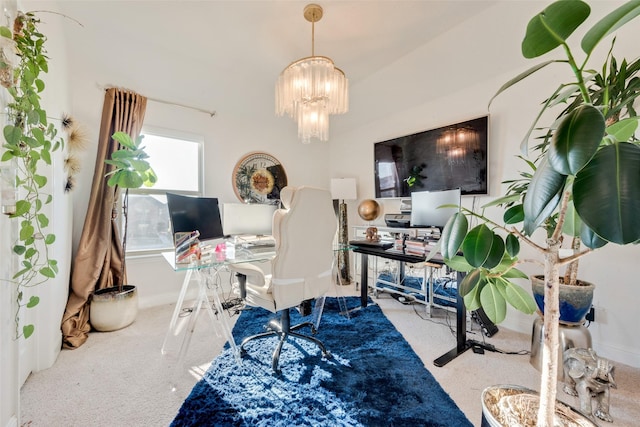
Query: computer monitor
[[222, 203, 278, 237], [166, 193, 225, 243], [410, 188, 461, 229]]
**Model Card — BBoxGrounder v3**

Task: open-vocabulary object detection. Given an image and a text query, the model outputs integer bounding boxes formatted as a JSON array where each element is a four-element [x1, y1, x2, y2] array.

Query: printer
[[384, 198, 412, 228], [384, 213, 411, 228]]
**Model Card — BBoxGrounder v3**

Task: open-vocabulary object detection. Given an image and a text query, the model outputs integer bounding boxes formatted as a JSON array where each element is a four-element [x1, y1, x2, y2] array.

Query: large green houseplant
[[89, 131, 156, 331], [438, 1, 640, 425], [1, 12, 63, 339]]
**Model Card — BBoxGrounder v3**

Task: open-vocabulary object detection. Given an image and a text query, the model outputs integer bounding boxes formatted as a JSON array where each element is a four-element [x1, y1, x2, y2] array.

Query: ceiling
[[50, 1, 497, 125]]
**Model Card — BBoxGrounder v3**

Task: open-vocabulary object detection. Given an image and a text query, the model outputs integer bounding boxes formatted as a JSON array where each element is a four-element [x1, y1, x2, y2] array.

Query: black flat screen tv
[[374, 116, 488, 197]]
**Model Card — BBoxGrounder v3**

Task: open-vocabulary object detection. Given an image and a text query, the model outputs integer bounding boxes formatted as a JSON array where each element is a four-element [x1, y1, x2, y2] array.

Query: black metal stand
[[353, 247, 472, 366], [433, 271, 473, 366]]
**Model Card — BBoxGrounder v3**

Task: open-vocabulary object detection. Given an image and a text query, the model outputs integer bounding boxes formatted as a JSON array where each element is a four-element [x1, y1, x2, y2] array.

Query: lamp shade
[[330, 178, 357, 201]]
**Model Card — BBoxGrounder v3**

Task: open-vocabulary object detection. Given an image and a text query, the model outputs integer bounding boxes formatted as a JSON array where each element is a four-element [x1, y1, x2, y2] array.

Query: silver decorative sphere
[[358, 199, 381, 221]]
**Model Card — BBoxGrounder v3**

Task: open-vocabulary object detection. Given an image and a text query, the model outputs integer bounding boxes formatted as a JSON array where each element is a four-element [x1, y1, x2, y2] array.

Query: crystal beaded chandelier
[[275, 4, 348, 144]]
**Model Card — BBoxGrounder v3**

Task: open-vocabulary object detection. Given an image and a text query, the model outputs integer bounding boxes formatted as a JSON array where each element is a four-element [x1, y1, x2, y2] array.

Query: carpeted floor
[[19, 283, 640, 426], [171, 297, 472, 427]]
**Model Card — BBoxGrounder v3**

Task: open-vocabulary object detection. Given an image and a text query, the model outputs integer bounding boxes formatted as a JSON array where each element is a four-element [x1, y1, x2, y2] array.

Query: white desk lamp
[[331, 178, 357, 285]]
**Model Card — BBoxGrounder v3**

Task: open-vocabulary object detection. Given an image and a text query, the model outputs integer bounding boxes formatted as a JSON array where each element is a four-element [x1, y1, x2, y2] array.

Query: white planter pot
[[481, 385, 597, 427], [90, 285, 138, 332]]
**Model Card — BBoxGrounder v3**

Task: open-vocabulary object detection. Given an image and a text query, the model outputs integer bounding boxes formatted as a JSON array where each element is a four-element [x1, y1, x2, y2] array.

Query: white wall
[[57, 8, 333, 308], [1, 1, 73, 426], [330, 1, 640, 368]]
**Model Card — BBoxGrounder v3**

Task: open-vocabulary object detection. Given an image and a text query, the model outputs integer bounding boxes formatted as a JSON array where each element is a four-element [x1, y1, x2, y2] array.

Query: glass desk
[[161, 243, 355, 377], [161, 247, 276, 370]]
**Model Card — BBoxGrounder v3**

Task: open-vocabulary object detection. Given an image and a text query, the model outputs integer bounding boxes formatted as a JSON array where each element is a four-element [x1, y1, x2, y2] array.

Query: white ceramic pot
[[90, 285, 138, 332], [481, 385, 597, 427]]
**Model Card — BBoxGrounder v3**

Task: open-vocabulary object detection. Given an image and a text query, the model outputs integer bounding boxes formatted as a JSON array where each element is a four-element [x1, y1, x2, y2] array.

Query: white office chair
[[229, 186, 337, 372]]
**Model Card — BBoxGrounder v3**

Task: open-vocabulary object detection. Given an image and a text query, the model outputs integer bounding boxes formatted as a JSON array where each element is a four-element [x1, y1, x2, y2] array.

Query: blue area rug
[[171, 297, 472, 427]]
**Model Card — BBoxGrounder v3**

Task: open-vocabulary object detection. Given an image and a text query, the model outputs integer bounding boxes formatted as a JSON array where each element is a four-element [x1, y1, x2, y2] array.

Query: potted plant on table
[[438, 1, 640, 425], [89, 131, 157, 331]]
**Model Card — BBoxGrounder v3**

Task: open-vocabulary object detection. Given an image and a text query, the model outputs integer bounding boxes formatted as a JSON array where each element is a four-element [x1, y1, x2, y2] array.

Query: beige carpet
[[20, 284, 640, 426]]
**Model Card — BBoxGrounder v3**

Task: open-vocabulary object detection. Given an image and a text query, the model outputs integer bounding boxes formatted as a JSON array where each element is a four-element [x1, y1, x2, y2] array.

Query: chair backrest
[[270, 186, 337, 310]]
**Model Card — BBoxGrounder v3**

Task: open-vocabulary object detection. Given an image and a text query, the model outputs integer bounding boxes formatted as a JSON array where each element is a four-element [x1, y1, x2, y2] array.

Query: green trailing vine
[[1, 12, 64, 339]]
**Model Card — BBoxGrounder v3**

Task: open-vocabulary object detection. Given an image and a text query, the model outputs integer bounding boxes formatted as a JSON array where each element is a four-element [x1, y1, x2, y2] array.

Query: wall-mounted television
[[374, 116, 488, 197]]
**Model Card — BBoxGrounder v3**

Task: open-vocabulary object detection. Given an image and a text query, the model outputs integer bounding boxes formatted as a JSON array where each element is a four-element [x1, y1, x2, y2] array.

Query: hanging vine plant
[[1, 11, 66, 339]]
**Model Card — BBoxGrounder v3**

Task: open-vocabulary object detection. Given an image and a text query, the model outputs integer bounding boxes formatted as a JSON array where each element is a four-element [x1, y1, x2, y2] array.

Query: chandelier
[[275, 4, 348, 144]]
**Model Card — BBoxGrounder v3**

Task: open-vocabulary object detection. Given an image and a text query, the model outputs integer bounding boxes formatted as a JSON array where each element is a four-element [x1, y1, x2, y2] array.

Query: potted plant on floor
[[438, 1, 640, 425], [89, 131, 157, 331]]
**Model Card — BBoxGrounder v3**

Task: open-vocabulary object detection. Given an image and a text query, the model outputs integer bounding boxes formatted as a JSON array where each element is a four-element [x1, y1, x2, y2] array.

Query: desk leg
[[161, 268, 194, 355], [206, 271, 241, 365], [433, 271, 473, 367], [360, 253, 369, 308]]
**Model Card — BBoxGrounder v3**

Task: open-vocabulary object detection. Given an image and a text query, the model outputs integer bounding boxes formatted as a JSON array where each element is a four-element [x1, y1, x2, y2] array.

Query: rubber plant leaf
[[521, 0, 591, 59], [441, 212, 468, 260], [462, 224, 494, 268], [505, 233, 520, 258], [581, 223, 608, 250], [463, 278, 483, 312], [561, 200, 581, 237], [458, 268, 482, 297], [581, 1, 640, 55], [425, 239, 442, 262], [574, 142, 640, 244], [523, 157, 567, 235], [480, 280, 507, 324], [444, 255, 474, 273], [502, 266, 529, 280], [548, 104, 605, 175], [504, 280, 537, 314], [482, 233, 505, 270], [492, 254, 517, 273], [503, 204, 524, 224]]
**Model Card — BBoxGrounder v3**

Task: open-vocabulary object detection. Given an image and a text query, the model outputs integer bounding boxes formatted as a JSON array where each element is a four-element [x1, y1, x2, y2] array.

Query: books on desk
[[393, 239, 439, 256], [175, 231, 201, 265]]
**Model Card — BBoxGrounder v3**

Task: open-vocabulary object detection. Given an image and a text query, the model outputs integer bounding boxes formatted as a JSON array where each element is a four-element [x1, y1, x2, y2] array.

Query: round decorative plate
[[232, 152, 287, 204]]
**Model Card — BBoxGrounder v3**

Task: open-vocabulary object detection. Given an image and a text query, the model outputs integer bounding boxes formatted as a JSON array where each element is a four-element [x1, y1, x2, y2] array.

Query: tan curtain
[[61, 88, 147, 349]]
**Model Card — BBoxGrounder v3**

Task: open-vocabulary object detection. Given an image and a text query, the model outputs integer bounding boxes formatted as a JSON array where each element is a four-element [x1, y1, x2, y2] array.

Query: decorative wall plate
[[232, 152, 287, 204]]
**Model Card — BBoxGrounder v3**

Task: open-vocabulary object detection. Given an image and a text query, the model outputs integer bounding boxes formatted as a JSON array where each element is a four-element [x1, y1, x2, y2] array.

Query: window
[[124, 127, 203, 254]]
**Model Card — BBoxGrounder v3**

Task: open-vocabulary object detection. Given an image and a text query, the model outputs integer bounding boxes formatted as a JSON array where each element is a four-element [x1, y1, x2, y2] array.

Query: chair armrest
[[229, 263, 266, 287]]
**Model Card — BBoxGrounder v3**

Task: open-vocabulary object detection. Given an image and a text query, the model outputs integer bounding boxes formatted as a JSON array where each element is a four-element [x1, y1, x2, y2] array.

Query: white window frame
[[123, 126, 204, 256]]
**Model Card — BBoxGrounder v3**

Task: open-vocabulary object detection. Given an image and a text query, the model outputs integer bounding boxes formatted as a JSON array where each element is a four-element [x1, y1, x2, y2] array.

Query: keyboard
[[244, 245, 276, 255], [241, 239, 276, 249]]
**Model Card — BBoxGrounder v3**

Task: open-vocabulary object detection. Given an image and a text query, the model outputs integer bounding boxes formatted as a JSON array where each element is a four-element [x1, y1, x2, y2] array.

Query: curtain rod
[[98, 84, 216, 118]]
